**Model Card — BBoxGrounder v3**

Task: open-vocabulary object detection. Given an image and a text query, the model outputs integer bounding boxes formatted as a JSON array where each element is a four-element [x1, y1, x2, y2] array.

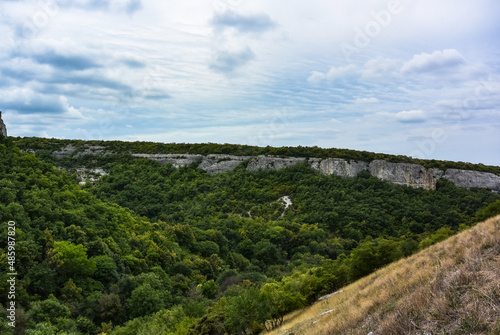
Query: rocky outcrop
[[310, 158, 369, 177], [0, 111, 7, 137], [367, 160, 443, 190], [443, 169, 500, 191], [49, 144, 500, 192], [246, 156, 307, 171]]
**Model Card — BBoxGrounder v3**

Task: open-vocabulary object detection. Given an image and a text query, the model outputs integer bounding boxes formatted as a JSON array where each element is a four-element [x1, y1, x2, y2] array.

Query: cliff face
[[0, 112, 7, 137], [52, 145, 500, 193], [443, 169, 500, 191]]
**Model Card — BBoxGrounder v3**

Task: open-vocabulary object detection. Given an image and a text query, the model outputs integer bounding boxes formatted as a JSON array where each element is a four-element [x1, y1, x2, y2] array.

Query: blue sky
[[1, 0, 499, 165]]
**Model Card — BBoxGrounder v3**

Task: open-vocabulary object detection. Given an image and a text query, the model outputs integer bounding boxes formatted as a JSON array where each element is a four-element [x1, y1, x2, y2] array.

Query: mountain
[[263, 215, 500, 335], [13, 137, 500, 192], [1, 135, 500, 334]]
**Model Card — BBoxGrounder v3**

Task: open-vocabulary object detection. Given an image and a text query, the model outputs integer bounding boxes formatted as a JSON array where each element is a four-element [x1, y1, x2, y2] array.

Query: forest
[[1, 135, 500, 334]]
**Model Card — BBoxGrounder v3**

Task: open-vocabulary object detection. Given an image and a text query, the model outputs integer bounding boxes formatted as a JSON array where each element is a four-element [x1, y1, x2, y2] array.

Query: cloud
[[1, 88, 68, 114], [355, 97, 379, 104], [395, 110, 427, 123], [210, 47, 255, 74], [212, 10, 276, 34], [121, 58, 145, 69], [56, 0, 143, 14], [362, 57, 400, 79], [124, 0, 142, 14], [307, 65, 357, 83], [326, 64, 357, 81], [307, 71, 326, 84], [401, 49, 465, 74], [33, 50, 101, 71]]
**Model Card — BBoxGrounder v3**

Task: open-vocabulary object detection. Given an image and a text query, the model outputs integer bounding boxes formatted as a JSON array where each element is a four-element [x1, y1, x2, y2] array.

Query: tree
[[92, 255, 119, 283], [49, 241, 96, 277], [29, 295, 71, 324], [224, 287, 268, 334], [126, 283, 167, 318], [201, 280, 218, 299], [260, 282, 305, 330]]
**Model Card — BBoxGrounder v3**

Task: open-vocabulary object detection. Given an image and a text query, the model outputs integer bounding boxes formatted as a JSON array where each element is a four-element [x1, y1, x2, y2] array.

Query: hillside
[[13, 137, 500, 176], [1, 135, 500, 334], [12, 137, 500, 193], [264, 215, 500, 335]]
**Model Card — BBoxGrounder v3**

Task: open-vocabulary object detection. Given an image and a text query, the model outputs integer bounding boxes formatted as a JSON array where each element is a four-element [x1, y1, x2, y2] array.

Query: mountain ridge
[[14, 138, 500, 192]]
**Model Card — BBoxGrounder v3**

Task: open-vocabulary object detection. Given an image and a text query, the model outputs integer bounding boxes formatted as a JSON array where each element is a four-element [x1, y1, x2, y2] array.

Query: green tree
[[29, 295, 71, 325], [201, 280, 218, 299], [92, 255, 119, 283], [126, 283, 167, 318], [49, 241, 96, 277]]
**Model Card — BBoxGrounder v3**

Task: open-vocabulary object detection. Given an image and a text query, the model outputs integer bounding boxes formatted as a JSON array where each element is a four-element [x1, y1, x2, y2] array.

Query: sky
[[1, 0, 499, 165]]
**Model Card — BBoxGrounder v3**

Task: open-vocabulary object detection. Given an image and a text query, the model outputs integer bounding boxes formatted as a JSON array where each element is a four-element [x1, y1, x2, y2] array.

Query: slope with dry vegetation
[[264, 215, 500, 335]]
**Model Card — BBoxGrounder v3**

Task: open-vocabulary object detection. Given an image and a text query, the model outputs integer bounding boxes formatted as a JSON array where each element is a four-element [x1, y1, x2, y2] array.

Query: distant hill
[[13, 136, 500, 176], [264, 215, 500, 335], [12, 137, 500, 192]]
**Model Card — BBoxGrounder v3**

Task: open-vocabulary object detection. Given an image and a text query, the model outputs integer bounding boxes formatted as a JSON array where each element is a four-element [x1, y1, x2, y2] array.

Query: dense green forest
[[1, 135, 500, 334]]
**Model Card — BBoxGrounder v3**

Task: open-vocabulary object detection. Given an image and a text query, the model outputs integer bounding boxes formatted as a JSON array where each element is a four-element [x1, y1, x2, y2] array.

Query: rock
[[131, 154, 204, 168], [443, 169, 500, 191], [75, 168, 107, 185], [0, 111, 7, 137], [53, 144, 78, 158], [368, 160, 443, 190], [313, 158, 369, 177], [43, 145, 500, 192], [246, 155, 306, 171], [198, 154, 251, 174]]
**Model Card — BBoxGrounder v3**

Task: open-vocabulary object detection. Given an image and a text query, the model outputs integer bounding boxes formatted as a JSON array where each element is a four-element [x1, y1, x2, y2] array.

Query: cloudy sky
[[1, 0, 499, 165]]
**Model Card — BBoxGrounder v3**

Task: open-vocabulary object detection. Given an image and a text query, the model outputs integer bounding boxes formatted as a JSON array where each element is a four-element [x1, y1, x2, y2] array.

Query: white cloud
[[307, 71, 326, 83], [395, 110, 427, 123], [355, 97, 379, 104], [326, 64, 357, 81], [362, 57, 400, 79], [401, 49, 465, 74]]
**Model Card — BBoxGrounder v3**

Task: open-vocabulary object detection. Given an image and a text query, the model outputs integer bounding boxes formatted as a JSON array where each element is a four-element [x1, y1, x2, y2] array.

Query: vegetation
[[1, 135, 499, 334], [264, 215, 500, 335], [13, 136, 500, 175]]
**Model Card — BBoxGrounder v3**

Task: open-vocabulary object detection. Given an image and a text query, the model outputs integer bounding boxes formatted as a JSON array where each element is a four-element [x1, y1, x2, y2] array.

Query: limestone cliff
[[0, 111, 7, 137], [49, 144, 500, 193]]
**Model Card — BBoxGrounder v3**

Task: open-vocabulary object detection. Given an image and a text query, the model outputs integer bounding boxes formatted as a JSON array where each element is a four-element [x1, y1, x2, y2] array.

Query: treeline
[[1, 135, 500, 334], [13, 136, 500, 175]]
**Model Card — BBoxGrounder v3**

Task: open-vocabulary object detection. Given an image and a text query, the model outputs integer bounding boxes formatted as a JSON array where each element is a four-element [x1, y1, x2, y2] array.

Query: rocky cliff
[[0, 112, 7, 137], [51, 145, 500, 193], [128, 152, 500, 192]]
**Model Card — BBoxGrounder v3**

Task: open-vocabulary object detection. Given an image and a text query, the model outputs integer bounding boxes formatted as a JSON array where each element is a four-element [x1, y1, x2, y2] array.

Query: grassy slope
[[264, 215, 500, 335]]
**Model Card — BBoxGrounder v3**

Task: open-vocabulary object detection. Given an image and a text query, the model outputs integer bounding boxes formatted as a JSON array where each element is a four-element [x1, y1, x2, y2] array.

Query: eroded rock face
[[444, 169, 500, 191], [310, 158, 369, 178], [132, 154, 204, 168], [0, 112, 7, 137], [246, 156, 307, 171], [368, 160, 443, 190], [47, 144, 500, 192]]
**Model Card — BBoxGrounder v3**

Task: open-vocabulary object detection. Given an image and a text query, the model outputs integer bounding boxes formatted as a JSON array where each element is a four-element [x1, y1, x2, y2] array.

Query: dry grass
[[263, 215, 500, 335]]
